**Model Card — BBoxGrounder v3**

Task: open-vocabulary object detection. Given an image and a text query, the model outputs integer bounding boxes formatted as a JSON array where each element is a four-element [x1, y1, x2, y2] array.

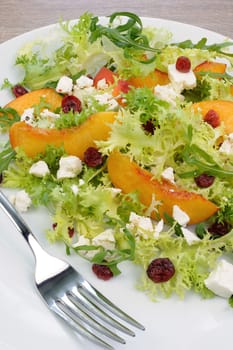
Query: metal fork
[[0, 190, 145, 349]]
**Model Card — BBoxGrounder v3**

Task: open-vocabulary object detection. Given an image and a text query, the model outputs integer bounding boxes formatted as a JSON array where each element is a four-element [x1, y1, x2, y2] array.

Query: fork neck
[[0, 190, 44, 259]]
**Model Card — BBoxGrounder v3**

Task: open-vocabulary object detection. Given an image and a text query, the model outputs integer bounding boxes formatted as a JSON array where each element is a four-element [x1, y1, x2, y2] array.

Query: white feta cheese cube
[[204, 259, 233, 298], [161, 167, 175, 183], [57, 156, 82, 179], [9, 190, 32, 213], [29, 160, 50, 177], [154, 219, 164, 238], [56, 76, 73, 94], [72, 235, 90, 248], [71, 184, 79, 196], [181, 227, 200, 245], [75, 75, 93, 89], [40, 109, 60, 119], [154, 83, 184, 106], [129, 212, 154, 232], [94, 93, 118, 110], [92, 229, 115, 251], [79, 179, 85, 186], [219, 133, 233, 154], [96, 78, 108, 90], [168, 64, 197, 91], [172, 205, 190, 226], [20, 108, 35, 125]]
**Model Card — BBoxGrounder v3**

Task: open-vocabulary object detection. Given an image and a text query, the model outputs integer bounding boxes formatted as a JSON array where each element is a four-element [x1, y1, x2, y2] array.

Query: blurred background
[[0, 0, 232, 43]]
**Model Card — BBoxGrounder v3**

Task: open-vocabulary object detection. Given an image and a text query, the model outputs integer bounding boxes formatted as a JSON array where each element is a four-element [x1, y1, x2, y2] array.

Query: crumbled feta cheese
[[154, 219, 164, 238], [72, 235, 91, 248], [204, 259, 233, 298], [154, 83, 184, 106], [40, 109, 60, 120], [92, 229, 115, 251], [161, 167, 175, 183], [75, 75, 93, 89], [29, 160, 50, 177], [94, 93, 118, 110], [96, 78, 108, 90], [181, 227, 200, 245], [56, 76, 73, 94], [219, 133, 233, 154], [172, 205, 190, 226], [79, 179, 85, 186], [9, 190, 32, 213], [71, 184, 79, 196], [128, 212, 154, 232], [57, 156, 82, 179], [21, 108, 35, 125], [168, 63, 197, 91]]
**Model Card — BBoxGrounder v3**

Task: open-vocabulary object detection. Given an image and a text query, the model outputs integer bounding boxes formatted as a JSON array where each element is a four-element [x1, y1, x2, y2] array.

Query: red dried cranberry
[[83, 147, 103, 167], [92, 264, 113, 281], [142, 120, 155, 135], [62, 95, 82, 113], [194, 173, 215, 188], [0, 173, 3, 184], [12, 84, 28, 97], [208, 221, 231, 237], [68, 227, 75, 238], [204, 109, 220, 128], [175, 56, 191, 73], [147, 257, 175, 283], [52, 223, 57, 230]]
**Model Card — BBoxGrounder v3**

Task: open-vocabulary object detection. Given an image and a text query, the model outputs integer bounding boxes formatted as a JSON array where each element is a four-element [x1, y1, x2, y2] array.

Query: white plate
[[0, 17, 232, 350]]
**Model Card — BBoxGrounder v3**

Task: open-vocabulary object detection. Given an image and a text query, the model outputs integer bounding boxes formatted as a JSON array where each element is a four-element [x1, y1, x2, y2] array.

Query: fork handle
[[0, 190, 46, 260]]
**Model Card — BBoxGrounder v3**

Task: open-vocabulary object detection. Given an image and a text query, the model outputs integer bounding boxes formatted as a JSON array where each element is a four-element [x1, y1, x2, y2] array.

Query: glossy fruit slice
[[5, 88, 62, 115], [192, 100, 233, 134], [10, 111, 117, 158], [107, 151, 218, 225]]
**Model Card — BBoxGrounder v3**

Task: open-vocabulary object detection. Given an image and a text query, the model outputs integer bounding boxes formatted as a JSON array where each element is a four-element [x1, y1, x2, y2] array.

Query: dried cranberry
[[142, 120, 155, 135], [83, 147, 103, 167], [0, 173, 3, 184], [208, 221, 231, 237], [52, 223, 57, 230], [61, 95, 82, 113], [68, 227, 75, 238], [204, 109, 220, 128], [12, 84, 28, 97], [175, 56, 191, 73], [147, 257, 175, 283], [92, 264, 113, 281], [194, 173, 215, 188]]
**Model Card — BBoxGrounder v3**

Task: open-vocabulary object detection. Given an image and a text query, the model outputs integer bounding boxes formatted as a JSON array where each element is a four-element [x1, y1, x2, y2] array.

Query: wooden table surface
[[0, 0, 232, 44]]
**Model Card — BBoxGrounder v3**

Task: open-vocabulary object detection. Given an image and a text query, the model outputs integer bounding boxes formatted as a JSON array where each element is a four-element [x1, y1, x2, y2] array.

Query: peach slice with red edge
[[107, 150, 218, 225], [10, 111, 117, 159]]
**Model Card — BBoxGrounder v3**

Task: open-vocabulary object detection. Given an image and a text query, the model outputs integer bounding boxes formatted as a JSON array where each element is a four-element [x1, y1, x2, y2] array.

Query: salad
[[1, 11, 233, 304]]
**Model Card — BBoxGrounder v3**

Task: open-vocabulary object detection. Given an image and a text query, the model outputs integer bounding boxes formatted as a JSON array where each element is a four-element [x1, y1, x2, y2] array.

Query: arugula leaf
[[89, 12, 160, 62], [174, 37, 233, 58], [0, 141, 16, 173], [0, 107, 20, 130]]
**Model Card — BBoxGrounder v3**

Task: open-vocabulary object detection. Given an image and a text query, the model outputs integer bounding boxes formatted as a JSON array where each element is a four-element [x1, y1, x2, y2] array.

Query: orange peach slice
[[107, 151, 218, 225], [128, 69, 169, 89], [192, 100, 233, 134], [10, 111, 117, 158], [194, 61, 226, 75], [5, 88, 62, 115]]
